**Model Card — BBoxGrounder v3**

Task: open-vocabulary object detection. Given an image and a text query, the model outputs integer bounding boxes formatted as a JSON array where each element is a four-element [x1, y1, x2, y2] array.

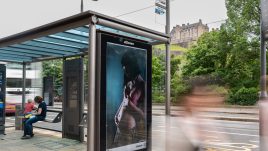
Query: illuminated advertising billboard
[[97, 31, 152, 151]]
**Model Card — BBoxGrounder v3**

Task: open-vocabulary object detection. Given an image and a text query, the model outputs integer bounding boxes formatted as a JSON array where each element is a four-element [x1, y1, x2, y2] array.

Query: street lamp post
[[81, 0, 84, 13], [81, 0, 98, 13], [260, 0, 268, 150], [165, 0, 171, 115]]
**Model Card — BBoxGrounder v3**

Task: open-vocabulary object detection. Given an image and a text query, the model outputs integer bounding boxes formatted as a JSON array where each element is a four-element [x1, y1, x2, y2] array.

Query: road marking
[[205, 142, 258, 151], [201, 130, 259, 137], [152, 130, 166, 133], [249, 140, 259, 143]]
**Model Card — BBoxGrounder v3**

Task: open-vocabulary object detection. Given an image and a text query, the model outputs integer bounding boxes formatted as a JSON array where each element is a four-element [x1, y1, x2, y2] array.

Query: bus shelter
[[0, 11, 169, 151]]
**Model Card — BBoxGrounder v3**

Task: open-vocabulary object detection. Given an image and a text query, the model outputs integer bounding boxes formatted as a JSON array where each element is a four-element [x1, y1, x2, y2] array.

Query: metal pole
[[260, 16, 268, 150], [87, 16, 97, 151], [81, 0, 84, 13], [165, 0, 171, 115], [62, 58, 66, 139], [260, 31, 267, 99], [22, 62, 26, 111]]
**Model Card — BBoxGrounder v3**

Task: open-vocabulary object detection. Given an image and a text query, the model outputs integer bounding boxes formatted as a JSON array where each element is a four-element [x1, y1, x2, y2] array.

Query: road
[[152, 116, 258, 151], [5, 112, 259, 151]]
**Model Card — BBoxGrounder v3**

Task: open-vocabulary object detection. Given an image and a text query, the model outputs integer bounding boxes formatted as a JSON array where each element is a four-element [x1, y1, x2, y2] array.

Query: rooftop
[[0, 11, 169, 63]]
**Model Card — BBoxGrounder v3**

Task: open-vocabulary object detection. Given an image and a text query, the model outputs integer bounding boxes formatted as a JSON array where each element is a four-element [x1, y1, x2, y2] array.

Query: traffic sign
[[155, 0, 166, 15], [155, 7, 165, 15]]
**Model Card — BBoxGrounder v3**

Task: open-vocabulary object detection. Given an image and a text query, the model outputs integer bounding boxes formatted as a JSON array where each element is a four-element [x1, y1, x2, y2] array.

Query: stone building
[[170, 19, 209, 48]]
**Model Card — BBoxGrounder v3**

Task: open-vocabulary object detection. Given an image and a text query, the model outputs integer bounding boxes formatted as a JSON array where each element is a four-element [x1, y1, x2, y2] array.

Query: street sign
[[261, 0, 268, 37], [155, 6, 165, 15], [155, 0, 166, 15], [155, 2, 166, 9], [156, 0, 166, 6]]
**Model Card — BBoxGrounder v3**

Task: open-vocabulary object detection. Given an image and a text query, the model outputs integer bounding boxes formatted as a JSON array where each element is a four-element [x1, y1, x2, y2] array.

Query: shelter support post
[[62, 58, 66, 139], [22, 62, 26, 111], [87, 16, 97, 151], [165, 0, 171, 115]]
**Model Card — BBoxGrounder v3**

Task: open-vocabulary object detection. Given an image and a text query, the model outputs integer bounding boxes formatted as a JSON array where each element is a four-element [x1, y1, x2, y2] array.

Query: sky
[[0, 0, 227, 38]]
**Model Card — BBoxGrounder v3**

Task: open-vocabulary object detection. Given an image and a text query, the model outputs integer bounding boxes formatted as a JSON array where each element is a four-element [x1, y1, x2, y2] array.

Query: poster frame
[[96, 30, 152, 151]]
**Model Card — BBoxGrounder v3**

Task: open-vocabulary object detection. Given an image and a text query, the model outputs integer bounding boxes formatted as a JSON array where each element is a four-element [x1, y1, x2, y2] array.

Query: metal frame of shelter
[[0, 11, 169, 151]]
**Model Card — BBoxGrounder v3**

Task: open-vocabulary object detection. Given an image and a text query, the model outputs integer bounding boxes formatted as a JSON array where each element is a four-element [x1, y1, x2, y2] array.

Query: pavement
[[2, 104, 260, 150], [0, 127, 86, 151], [2, 115, 259, 151]]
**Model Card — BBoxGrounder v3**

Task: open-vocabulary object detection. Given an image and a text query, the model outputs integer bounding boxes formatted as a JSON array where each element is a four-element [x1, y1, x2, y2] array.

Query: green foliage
[[206, 85, 228, 96], [42, 59, 63, 96], [153, 44, 188, 52], [180, 0, 261, 105], [182, 27, 260, 89], [171, 75, 191, 102], [170, 55, 190, 102], [171, 55, 181, 78], [227, 87, 259, 106], [182, 30, 230, 77], [225, 0, 260, 36], [152, 52, 188, 103], [152, 56, 165, 89], [152, 54, 165, 103], [152, 91, 165, 103]]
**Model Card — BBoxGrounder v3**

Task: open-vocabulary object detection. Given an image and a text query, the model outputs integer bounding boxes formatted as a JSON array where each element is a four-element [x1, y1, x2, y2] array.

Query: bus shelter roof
[[0, 11, 169, 63]]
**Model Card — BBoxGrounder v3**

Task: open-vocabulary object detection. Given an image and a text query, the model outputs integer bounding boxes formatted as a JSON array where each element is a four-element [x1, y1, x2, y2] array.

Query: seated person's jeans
[[24, 116, 45, 136]]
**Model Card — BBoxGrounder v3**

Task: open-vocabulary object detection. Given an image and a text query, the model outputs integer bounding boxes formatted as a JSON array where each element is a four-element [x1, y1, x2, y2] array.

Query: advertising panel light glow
[[98, 32, 152, 151], [106, 42, 147, 151]]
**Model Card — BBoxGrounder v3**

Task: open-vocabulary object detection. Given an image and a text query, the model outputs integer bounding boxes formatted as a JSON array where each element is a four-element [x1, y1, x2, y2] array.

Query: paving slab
[[0, 127, 86, 151]]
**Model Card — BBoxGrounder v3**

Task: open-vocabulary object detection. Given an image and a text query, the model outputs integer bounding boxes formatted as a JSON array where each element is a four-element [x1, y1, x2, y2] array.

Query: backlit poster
[[106, 43, 147, 151], [98, 32, 151, 151]]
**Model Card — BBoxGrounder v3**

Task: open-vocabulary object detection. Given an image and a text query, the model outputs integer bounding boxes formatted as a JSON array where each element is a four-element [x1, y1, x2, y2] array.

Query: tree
[[170, 0, 262, 105], [224, 0, 261, 88], [42, 59, 63, 96], [182, 27, 260, 89], [225, 0, 260, 37], [170, 54, 181, 78], [152, 55, 165, 90], [182, 30, 230, 77]]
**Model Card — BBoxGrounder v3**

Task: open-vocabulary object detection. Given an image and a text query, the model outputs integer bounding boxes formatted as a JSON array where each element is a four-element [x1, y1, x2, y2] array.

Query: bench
[[78, 113, 87, 128], [43, 109, 62, 123], [78, 113, 88, 138]]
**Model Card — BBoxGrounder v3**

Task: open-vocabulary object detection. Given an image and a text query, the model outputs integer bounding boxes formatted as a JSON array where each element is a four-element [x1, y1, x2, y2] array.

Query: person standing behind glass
[[21, 96, 47, 139]]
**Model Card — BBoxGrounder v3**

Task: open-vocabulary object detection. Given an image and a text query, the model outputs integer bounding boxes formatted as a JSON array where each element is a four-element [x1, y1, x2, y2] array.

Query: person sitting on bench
[[21, 96, 47, 139], [23, 99, 35, 114]]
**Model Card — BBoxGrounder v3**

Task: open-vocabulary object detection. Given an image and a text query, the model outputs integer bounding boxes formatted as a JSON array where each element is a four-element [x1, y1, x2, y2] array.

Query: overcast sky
[[0, 0, 227, 38]]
